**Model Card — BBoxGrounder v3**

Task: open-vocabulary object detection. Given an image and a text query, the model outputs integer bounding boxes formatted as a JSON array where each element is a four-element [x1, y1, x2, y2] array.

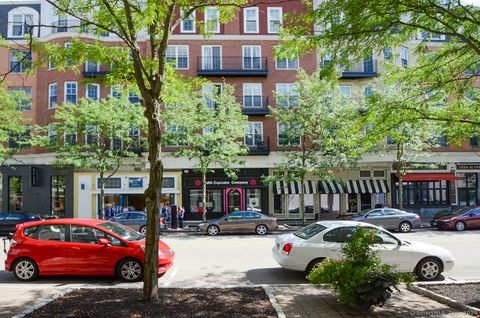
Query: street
[[1, 229, 480, 317]]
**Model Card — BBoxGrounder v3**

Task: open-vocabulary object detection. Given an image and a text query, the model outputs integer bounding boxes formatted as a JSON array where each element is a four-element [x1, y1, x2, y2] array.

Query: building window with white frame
[[111, 85, 122, 98], [48, 123, 57, 144], [383, 47, 393, 60], [400, 47, 408, 68], [243, 45, 261, 69], [180, 9, 195, 32], [243, 83, 262, 108], [340, 85, 352, 98], [86, 83, 100, 100], [9, 50, 31, 73], [205, 7, 220, 33], [166, 45, 189, 69], [276, 56, 299, 70], [7, 7, 38, 38], [202, 83, 222, 108], [48, 83, 58, 109], [129, 91, 140, 103], [276, 84, 298, 107], [64, 125, 77, 144], [85, 125, 99, 146], [85, 60, 99, 72], [277, 123, 300, 146], [8, 87, 32, 111], [267, 7, 282, 34], [64, 82, 78, 105], [243, 8, 259, 33], [245, 122, 263, 146], [201, 45, 221, 70]]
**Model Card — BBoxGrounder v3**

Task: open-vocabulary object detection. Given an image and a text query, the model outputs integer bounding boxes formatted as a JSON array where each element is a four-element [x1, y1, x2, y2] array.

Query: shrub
[[307, 227, 414, 311]]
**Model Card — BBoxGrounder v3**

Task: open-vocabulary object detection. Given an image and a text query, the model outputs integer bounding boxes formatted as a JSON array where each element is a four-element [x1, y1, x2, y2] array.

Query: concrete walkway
[[270, 285, 474, 318]]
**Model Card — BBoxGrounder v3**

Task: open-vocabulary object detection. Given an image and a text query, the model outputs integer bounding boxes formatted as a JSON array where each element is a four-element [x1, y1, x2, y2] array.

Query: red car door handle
[[70, 247, 81, 250]]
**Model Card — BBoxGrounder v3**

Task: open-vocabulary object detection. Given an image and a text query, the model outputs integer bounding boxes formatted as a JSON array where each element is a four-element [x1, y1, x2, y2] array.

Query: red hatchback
[[5, 219, 174, 282]]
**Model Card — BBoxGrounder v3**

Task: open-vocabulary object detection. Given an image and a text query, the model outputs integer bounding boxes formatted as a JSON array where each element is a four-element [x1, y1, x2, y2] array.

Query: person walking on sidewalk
[[178, 206, 185, 228]]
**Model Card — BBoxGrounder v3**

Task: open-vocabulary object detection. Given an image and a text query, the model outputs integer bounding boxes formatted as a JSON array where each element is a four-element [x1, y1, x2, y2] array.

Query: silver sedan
[[345, 208, 421, 233], [198, 211, 279, 236]]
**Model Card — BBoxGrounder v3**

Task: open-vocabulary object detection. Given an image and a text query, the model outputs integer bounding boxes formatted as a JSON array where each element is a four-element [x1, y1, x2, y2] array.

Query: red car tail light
[[282, 243, 293, 255], [160, 219, 165, 224]]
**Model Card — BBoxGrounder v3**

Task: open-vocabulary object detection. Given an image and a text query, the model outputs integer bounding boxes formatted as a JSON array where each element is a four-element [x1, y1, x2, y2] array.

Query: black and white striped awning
[[318, 180, 389, 194], [273, 180, 318, 195]]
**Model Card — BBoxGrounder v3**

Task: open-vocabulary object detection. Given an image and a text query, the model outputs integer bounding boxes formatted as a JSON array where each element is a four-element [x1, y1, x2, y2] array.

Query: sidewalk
[[270, 285, 474, 318]]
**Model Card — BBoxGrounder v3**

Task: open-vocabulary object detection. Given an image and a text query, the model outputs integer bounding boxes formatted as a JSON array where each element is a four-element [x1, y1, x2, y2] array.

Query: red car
[[435, 207, 480, 231], [5, 219, 174, 282]]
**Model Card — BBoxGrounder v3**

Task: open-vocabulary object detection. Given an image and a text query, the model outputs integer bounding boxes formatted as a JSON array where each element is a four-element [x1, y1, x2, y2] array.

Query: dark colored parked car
[[198, 211, 279, 236], [430, 207, 471, 227], [435, 207, 480, 231], [110, 212, 166, 234], [344, 208, 421, 233], [0, 212, 41, 237]]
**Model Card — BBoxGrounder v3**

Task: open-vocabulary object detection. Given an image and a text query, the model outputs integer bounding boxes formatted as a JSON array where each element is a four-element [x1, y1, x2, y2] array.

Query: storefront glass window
[[347, 193, 358, 212], [189, 189, 222, 213], [273, 194, 285, 214], [51, 175, 65, 217], [287, 194, 314, 213], [373, 193, 385, 208], [320, 194, 328, 213], [246, 188, 261, 209], [396, 180, 449, 206], [457, 173, 478, 207], [360, 193, 372, 211], [8, 176, 22, 212]]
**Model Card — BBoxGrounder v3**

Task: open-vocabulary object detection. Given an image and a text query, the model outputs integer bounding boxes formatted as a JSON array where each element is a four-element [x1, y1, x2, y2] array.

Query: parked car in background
[[0, 212, 41, 237], [198, 211, 278, 236], [5, 218, 174, 282], [344, 208, 421, 233], [430, 207, 471, 227], [272, 221, 455, 281], [110, 211, 166, 234], [435, 207, 480, 231]]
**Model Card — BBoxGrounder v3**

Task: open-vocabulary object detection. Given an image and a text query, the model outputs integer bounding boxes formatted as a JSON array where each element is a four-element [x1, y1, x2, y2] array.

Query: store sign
[[190, 178, 261, 188], [457, 164, 480, 170], [129, 177, 143, 188]]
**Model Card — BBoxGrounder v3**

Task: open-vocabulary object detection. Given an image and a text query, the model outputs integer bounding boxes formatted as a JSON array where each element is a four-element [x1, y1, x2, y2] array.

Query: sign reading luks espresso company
[[187, 178, 262, 188]]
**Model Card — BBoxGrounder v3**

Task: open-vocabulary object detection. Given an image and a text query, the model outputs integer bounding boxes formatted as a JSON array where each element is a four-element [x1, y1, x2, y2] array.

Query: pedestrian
[[178, 206, 185, 228]]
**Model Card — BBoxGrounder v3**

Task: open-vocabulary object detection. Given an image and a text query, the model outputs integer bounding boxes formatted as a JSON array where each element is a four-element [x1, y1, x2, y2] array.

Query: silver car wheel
[[207, 225, 219, 236], [15, 260, 35, 280], [256, 225, 268, 235], [139, 226, 147, 235], [120, 261, 142, 281], [399, 222, 412, 233], [455, 221, 465, 231], [419, 261, 440, 280]]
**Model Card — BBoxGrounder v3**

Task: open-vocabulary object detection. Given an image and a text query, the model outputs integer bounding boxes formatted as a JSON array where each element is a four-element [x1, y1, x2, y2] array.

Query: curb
[[12, 288, 74, 318], [263, 286, 286, 318], [407, 283, 480, 317]]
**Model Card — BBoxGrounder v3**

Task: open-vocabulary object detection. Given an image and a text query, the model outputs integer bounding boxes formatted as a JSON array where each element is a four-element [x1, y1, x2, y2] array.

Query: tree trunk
[[143, 98, 163, 302], [300, 176, 306, 225], [202, 170, 207, 222], [100, 171, 105, 219], [398, 174, 404, 210]]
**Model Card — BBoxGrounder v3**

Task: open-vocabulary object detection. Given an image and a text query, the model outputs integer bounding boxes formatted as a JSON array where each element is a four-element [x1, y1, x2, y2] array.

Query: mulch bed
[[25, 287, 278, 318], [419, 282, 480, 309]]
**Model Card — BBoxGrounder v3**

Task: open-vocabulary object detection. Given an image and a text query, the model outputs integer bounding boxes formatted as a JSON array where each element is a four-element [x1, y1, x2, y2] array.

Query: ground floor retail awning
[[400, 173, 461, 182], [319, 180, 389, 194], [273, 180, 317, 195]]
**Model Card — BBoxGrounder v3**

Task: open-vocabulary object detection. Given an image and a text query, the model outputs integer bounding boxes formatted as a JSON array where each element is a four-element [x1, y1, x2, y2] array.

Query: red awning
[[401, 173, 461, 182]]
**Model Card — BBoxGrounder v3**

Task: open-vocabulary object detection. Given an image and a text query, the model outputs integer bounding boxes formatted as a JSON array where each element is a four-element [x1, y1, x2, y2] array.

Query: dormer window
[[8, 7, 39, 38]]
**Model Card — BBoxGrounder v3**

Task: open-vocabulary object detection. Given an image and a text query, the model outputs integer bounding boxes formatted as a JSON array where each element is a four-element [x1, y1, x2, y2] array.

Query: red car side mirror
[[98, 238, 111, 246]]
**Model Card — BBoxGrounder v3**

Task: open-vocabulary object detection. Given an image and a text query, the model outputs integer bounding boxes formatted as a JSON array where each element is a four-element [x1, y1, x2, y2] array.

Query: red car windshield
[[98, 221, 144, 241]]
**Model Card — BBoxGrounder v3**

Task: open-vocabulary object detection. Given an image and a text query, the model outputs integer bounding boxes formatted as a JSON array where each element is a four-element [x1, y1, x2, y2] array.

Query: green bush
[[307, 227, 414, 311]]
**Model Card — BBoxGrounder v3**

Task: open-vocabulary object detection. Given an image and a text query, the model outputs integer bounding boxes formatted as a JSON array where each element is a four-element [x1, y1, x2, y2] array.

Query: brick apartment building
[[0, 0, 479, 221]]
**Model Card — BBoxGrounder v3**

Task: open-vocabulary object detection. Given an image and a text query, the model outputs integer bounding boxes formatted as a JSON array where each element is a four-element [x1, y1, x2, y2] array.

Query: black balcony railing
[[236, 96, 269, 115], [247, 136, 270, 155], [322, 60, 378, 78], [197, 57, 268, 76]]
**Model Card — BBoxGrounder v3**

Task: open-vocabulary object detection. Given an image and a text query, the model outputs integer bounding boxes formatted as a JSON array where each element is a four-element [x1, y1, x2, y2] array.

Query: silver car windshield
[[98, 221, 144, 241], [294, 223, 327, 240]]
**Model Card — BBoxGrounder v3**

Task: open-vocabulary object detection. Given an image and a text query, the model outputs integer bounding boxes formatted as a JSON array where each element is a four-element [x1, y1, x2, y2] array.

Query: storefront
[[182, 169, 269, 220], [456, 164, 480, 207]]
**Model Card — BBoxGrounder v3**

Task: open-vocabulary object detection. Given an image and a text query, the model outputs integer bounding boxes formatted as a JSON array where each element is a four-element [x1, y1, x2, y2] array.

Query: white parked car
[[272, 221, 455, 281]]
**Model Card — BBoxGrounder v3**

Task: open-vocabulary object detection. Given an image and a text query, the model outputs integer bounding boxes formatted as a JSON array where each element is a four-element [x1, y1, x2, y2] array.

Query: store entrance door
[[224, 188, 245, 213]]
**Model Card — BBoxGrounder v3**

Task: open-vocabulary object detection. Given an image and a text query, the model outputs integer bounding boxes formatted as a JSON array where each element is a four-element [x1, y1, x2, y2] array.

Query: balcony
[[197, 57, 268, 77], [322, 60, 378, 78], [237, 96, 269, 115], [247, 137, 270, 156], [50, 19, 109, 36], [82, 63, 109, 78]]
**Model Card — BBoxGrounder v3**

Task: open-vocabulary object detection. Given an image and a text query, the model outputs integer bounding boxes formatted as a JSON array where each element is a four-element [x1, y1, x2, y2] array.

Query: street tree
[[164, 82, 248, 222], [35, 95, 146, 219], [265, 70, 363, 225], [33, 0, 247, 300]]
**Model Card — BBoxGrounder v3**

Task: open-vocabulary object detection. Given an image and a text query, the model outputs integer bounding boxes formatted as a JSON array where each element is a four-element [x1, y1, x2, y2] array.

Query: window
[[51, 176, 66, 217], [364, 85, 374, 97], [64, 82, 78, 104], [373, 170, 385, 178], [243, 8, 259, 33], [205, 7, 220, 33], [111, 85, 122, 98], [85, 125, 99, 146], [180, 9, 195, 33], [48, 57, 56, 70], [397, 181, 449, 206], [48, 123, 57, 144], [189, 189, 222, 212], [129, 126, 140, 147], [243, 83, 262, 108], [129, 92, 140, 104], [243, 46, 262, 69], [64, 125, 77, 144], [323, 226, 356, 243], [383, 47, 393, 60], [8, 87, 32, 111], [400, 47, 408, 67], [64, 42, 74, 66], [246, 189, 261, 209], [359, 170, 371, 178], [9, 50, 31, 73], [8, 8, 38, 38], [202, 46, 221, 70], [165, 124, 186, 146], [162, 177, 175, 188], [276, 84, 298, 107], [8, 176, 22, 212], [85, 60, 99, 72], [38, 224, 66, 242], [278, 123, 300, 146], [245, 122, 263, 146], [202, 83, 222, 108], [129, 177, 143, 188], [166, 45, 189, 69], [267, 7, 282, 33], [276, 56, 299, 70], [48, 83, 58, 108], [86, 83, 100, 100], [293, 223, 327, 240], [71, 225, 101, 244], [98, 177, 122, 189], [8, 126, 31, 149], [457, 173, 477, 206], [56, 15, 68, 32], [340, 85, 352, 98]]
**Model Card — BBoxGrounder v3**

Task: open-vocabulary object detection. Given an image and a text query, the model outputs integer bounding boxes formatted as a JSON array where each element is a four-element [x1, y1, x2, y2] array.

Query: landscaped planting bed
[[419, 283, 480, 309]]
